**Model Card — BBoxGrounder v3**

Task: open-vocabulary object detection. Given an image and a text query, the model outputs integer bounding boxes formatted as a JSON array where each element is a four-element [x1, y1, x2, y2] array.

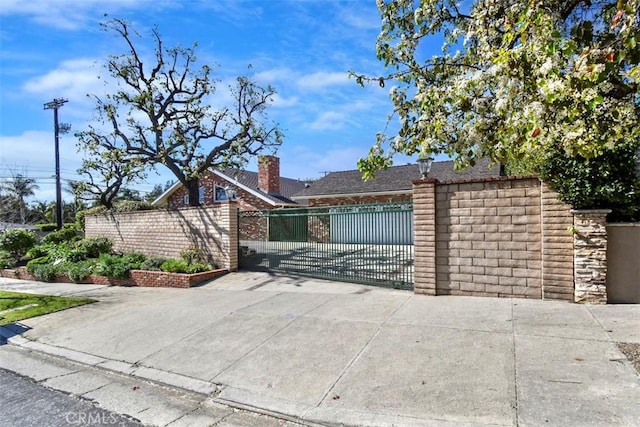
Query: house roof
[[152, 168, 308, 207], [292, 158, 501, 199], [218, 168, 308, 205]]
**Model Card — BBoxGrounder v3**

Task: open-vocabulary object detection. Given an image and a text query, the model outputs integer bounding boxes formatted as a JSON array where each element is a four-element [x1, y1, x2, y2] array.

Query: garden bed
[[0, 266, 228, 288]]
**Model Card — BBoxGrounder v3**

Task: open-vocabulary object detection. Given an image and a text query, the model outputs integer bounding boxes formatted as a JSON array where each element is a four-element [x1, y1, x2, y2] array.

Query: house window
[[214, 185, 236, 202], [199, 186, 205, 204], [183, 194, 189, 206]]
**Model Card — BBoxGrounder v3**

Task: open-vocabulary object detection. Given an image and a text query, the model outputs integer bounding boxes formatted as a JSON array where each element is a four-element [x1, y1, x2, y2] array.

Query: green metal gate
[[239, 202, 414, 290]]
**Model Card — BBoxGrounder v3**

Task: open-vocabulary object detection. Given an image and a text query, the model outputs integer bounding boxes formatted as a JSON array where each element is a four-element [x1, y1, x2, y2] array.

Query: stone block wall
[[85, 203, 238, 271], [572, 210, 611, 303], [413, 177, 575, 300], [541, 183, 576, 300]]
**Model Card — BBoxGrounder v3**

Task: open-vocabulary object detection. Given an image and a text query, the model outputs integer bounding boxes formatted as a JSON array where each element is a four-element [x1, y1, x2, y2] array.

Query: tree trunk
[[186, 178, 200, 207]]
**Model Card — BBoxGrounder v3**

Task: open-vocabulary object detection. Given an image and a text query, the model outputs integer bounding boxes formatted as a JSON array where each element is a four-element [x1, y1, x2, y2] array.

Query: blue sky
[[0, 0, 424, 203]]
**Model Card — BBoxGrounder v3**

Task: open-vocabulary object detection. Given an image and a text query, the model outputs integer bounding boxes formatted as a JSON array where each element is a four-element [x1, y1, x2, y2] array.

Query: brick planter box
[[127, 269, 228, 288], [0, 266, 228, 288]]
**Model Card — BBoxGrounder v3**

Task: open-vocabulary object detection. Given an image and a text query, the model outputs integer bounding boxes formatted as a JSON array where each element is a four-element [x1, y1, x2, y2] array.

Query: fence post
[[412, 179, 437, 295], [572, 209, 611, 303]]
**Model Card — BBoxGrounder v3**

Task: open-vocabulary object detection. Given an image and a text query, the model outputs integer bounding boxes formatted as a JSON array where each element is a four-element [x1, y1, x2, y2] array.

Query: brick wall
[[167, 172, 273, 212], [413, 177, 574, 300], [307, 193, 411, 207], [85, 204, 239, 271]]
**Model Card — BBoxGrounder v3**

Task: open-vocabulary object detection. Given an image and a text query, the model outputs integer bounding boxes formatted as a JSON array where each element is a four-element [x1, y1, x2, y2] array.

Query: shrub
[[186, 262, 213, 274], [26, 256, 53, 273], [75, 237, 113, 258], [180, 246, 207, 265], [31, 264, 57, 282], [160, 258, 213, 274], [66, 260, 95, 283], [0, 250, 14, 269], [114, 200, 155, 212], [120, 252, 147, 269], [42, 224, 80, 244], [25, 244, 50, 260], [26, 242, 79, 264], [75, 206, 108, 231], [139, 256, 165, 271], [35, 223, 58, 232], [94, 253, 142, 279], [0, 229, 38, 262], [538, 141, 640, 222], [160, 258, 190, 273]]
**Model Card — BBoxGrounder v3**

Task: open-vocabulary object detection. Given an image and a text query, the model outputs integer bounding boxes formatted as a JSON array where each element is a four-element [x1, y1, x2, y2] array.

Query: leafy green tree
[[74, 143, 147, 209], [145, 184, 164, 203], [117, 188, 142, 202], [352, 1, 640, 175], [1, 174, 39, 224], [538, 142, 640, 221], [76, 18, 283, 207], [0, 229, 37, 263], [29, 200, 54, 224], [0, 193, 19, 224]]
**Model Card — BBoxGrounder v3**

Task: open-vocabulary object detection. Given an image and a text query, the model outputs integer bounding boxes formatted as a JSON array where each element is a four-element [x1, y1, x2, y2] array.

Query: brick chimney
[[258, 155, 280, 194]]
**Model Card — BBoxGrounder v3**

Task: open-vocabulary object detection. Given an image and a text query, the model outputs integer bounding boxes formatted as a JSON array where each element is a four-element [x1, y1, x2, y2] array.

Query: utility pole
[[43, 98, 69, 230]]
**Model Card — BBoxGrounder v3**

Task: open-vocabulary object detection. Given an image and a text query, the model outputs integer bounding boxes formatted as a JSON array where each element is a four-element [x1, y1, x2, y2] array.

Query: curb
[[0, 325, 328, 427]]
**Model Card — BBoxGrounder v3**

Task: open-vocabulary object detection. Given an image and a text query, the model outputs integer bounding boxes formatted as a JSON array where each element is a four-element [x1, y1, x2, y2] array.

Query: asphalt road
[[0, 369, 142, 427]]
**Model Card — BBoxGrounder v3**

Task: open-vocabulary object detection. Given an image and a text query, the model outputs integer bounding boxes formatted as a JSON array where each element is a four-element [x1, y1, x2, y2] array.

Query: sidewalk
[[1, 272, 639, 426]]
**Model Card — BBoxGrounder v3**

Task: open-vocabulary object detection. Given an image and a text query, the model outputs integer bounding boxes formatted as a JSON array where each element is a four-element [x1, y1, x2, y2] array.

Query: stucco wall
[[606, 223, 640, 303]]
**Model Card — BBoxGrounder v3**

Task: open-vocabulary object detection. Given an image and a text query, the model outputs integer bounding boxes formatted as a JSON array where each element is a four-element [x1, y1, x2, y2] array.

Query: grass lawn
[[0, 290, 95, 325]]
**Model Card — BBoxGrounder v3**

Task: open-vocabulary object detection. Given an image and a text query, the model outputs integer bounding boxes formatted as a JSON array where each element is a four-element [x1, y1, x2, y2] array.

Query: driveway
[[0, 272, 639, 426]]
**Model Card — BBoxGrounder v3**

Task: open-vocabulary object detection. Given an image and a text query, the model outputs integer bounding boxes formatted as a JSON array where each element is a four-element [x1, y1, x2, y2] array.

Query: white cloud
[[297, 71, 350, 91], [280, 144, 370, 179], [253, 67, 297, 84], [270, 93, 299, 108], [308, 111, 347, 131], [0, 0, 170, 30], [305, 98, 379, 131], [340, 9, 380, 31], [22, 58, 103, 108], [0, 130, 85, 202]]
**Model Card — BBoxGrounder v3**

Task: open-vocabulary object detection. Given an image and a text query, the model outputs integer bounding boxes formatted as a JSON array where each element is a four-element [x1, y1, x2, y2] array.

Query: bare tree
[[76, 18, 283, 207]]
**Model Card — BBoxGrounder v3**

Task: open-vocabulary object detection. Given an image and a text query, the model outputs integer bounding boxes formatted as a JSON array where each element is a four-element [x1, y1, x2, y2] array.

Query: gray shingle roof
[[292, 159, 501, 198]]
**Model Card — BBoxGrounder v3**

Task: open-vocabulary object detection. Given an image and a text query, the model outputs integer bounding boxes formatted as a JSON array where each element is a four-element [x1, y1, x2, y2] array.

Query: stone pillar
[[572, 209, 611, 304], [412, 179, 437, 295]]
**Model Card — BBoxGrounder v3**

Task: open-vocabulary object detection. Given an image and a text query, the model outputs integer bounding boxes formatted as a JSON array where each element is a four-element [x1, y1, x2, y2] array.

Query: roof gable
[[152, 167, 308, 207], [292, 159, 501, 199]]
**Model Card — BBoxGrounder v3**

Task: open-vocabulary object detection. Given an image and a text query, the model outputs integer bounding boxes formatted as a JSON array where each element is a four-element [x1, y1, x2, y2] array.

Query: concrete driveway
[[1, 272, 639, 426]]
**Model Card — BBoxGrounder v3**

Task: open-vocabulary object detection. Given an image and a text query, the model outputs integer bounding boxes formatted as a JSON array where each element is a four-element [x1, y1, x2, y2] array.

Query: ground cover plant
[[0, 227, 216, 283], [0, 290, 95, 325]]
